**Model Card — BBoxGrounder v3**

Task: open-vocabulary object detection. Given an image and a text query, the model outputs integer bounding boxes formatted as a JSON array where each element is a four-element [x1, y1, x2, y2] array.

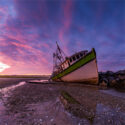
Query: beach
[[0, 78, 125, 125]]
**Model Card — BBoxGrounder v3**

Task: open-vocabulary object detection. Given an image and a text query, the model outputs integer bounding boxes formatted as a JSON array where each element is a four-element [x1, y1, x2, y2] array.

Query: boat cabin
[[60, 50, 88, 70]]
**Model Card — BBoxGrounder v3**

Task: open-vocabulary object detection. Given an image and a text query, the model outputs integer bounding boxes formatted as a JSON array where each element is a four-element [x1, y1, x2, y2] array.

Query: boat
[[50, 42, 98, 84]]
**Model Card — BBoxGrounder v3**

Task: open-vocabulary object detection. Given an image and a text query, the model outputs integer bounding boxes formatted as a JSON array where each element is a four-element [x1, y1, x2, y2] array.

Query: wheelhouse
[[60, 50, 88, 71]]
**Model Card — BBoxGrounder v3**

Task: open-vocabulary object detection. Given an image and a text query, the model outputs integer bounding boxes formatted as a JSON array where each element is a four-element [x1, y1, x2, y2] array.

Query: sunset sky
[[0, 0, 125, 75]]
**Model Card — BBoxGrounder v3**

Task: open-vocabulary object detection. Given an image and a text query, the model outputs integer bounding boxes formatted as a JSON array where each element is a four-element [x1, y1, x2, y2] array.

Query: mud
[[0, 78, 125, 125]]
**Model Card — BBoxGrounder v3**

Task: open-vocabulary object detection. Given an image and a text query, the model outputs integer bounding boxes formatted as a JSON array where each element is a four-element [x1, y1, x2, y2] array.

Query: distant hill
[[0, 75, 50, 78]]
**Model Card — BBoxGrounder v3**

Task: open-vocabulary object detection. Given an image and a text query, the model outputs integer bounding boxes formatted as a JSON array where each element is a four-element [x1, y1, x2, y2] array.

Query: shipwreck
[[50, 42, 98, 84]]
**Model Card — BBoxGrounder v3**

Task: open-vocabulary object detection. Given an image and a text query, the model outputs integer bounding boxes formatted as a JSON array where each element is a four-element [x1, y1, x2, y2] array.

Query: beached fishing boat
[[51, 42, 98, 84]]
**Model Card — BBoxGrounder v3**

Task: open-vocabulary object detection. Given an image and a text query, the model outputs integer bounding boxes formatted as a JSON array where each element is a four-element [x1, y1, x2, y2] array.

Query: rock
[[99, 75, 108, 84], [103, 78, 108, 84], [50, 118, 54, 122], [99, 81, 107, 89], [118, 75, 125, 80], [110, 79, 117, 87], [107, 76, 117, 87], [99, 72, 103, 75], [99, 70, 125, 88], [107, 76, 115, 87], [116, 70, 125, 75], [114, 79, 125, 91], [108, 76, 114, 83], [39, 119, 43, 122], [116, 77, 120, 82], [106, 71, 114, 76]]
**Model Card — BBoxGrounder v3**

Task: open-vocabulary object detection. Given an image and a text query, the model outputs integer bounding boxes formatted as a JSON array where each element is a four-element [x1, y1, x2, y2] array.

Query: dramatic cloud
[[0, 0, 124, 74]]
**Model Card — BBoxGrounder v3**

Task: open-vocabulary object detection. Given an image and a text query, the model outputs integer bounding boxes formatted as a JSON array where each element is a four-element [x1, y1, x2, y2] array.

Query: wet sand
[[0, 78, 48, 88], [0, 78, 125, 125]]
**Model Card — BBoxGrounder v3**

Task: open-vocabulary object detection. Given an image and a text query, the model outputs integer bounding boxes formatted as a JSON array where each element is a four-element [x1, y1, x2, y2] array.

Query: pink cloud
[[58, 1, 74, 54], [0, 48, 51, 75], [11, 42, 32, 49], [0, 7, 8, 14], [63, 0, 73, 29], [59, 0, 73, 41]]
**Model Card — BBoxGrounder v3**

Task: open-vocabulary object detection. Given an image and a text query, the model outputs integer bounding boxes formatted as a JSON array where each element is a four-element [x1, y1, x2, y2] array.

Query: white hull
[[61, 59, 98, 84]]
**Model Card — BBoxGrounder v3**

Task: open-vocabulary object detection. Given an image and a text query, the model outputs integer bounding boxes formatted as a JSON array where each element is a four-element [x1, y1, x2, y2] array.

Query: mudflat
[[0, 78, 45, 88], [0, 78, 125, 125]]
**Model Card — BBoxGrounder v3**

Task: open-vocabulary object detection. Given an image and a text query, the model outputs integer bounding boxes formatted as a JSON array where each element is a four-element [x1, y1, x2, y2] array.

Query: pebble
[[50, 118, 54, 122], [39, 119, 43, 122]]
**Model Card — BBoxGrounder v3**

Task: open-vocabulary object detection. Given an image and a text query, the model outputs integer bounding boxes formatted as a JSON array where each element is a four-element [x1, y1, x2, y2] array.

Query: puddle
[[100, 89, 125, 99], [0, 81, 26, 105], [28, 79, 48, 83], [0, 81, 26, 98], [0, 81, 26, 109], [0, 81, 26, 125]]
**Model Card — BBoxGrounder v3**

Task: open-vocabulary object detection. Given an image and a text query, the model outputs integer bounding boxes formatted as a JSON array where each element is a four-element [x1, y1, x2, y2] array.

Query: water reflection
[[0, 82, 26, 111], [0, 81, 26, 98], [0, 81, 26, 124], [28, 80, 48, 83]]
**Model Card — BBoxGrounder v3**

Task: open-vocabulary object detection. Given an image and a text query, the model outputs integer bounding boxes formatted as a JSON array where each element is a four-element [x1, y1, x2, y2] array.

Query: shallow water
[[0, 81, 26, 97], [28, 79, 48, 83], [0, 81, 27, 125], [100, 89, 125, 99]]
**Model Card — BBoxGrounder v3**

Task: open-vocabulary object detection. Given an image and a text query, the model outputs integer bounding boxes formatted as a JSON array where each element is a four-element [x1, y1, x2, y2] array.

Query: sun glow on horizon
[[0, 62, 10, 72]]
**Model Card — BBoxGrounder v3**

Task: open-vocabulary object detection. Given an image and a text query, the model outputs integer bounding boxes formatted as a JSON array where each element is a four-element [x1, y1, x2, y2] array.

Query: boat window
[[76, 55, 80, 59], [84, 51, 87, 55], [64, 62, 67, 66], [70, 58, 72, 62], [73, 56, 76, 61], [80, 53, 83, 57]]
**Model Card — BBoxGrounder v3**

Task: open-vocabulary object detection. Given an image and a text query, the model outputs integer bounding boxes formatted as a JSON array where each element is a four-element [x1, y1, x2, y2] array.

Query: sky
[[0, 0, 125, 75]]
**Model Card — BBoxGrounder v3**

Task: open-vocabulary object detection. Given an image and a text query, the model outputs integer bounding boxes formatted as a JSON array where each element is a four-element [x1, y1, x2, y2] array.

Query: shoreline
[[0, 77, 49, 89]]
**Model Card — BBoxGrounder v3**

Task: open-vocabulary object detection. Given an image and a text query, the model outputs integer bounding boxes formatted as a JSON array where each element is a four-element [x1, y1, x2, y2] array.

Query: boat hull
[[61, 59, 98, 84]]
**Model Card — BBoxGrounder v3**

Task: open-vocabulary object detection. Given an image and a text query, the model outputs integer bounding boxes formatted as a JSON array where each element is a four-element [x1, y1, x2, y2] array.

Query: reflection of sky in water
[[0, 81, 26, 119], [28, 80, 48, 83], [0, 81, 26, 97]]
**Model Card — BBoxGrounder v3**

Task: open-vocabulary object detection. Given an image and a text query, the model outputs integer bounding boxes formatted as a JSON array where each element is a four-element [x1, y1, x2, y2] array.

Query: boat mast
[[53, 42, 66, 73]]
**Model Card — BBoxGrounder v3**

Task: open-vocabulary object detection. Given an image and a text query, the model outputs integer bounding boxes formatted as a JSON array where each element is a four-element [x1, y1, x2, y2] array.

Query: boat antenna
[[56, 41, 67, 57], [52, 41, 67, 72]]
